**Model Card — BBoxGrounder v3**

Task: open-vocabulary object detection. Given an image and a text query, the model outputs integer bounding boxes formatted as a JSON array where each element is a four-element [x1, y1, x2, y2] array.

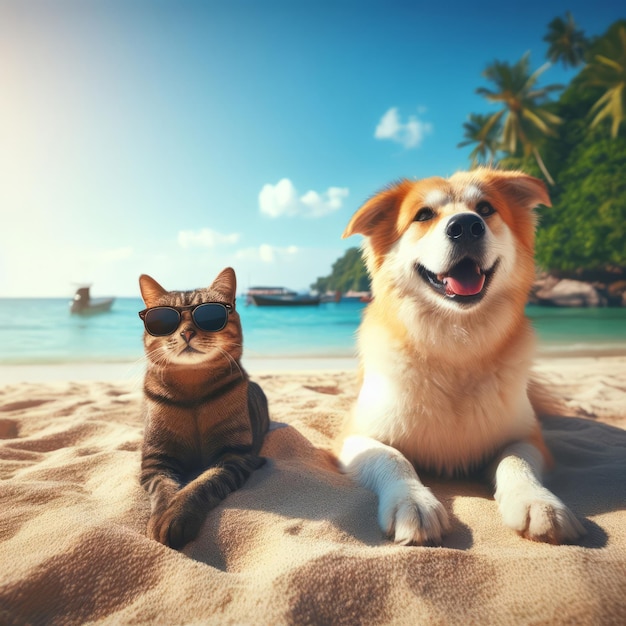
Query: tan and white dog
[[337, 168, 585, 545]]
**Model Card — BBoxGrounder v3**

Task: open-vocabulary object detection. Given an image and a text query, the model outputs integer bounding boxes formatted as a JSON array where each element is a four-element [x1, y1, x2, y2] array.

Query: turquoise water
[[1, 298, 625, 365]]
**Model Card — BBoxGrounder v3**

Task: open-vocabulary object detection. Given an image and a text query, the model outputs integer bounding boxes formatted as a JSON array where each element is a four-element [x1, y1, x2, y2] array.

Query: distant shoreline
[[0, 356, 360, 385], [2, 351, 626, 385]]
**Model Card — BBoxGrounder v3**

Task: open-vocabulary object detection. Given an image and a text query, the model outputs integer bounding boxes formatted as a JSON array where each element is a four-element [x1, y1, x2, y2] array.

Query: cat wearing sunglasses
[[138, 267, 269, 549]]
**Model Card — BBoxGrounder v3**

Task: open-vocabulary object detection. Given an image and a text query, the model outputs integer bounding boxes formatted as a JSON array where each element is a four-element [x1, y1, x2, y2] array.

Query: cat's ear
[[211, 267, 237, 302], [139, 274, 168, 307]]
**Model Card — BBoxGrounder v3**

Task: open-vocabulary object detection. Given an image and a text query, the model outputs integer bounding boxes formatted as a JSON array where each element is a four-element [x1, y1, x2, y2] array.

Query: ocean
[[1, 297, 626, 366]]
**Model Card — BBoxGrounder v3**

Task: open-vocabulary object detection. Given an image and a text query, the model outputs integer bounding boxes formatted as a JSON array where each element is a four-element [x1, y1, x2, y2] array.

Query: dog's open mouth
[[417, 258, 499, 305]]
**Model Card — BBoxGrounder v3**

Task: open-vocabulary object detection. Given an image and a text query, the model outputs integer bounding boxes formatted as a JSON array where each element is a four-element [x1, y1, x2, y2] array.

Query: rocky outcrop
[[607, 280, 626, 306], [530, 274, 626, 307], [533, 278, 602, 307]]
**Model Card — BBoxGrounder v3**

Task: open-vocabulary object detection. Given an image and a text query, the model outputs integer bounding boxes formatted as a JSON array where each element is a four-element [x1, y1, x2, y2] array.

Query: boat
[[320, 290, 372, 303], [340, 290, 372, 303], [320, 290, 342, 303], [70, 286, 115, 315], [246, 287, 321, 307]]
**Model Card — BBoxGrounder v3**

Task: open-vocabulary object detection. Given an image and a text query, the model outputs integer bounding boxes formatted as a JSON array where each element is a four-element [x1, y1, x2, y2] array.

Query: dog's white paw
[[378, 480, 450, 545], [497, 485, 585, 544]]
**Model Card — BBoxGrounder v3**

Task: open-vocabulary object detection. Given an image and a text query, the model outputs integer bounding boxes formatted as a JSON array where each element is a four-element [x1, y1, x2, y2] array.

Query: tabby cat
[[138, 267, 269, 549]]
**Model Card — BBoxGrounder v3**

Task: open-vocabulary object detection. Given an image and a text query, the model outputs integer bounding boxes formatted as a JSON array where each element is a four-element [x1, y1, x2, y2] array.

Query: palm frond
[[594, 54, 624, 72], [473, 52, 561, 182], [521, 108, 559, 136]]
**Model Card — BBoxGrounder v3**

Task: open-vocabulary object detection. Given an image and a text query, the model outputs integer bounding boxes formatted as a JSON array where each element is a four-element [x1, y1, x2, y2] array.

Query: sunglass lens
[[193, 304, 228, 332], [144, 308, 180, 336]]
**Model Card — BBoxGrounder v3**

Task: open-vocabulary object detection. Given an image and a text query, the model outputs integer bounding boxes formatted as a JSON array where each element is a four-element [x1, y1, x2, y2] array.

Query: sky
[[0, 0, 623, 298]]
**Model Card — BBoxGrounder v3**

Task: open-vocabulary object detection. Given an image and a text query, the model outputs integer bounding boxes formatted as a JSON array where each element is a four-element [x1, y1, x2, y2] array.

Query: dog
[[337, 168, 585, 545]]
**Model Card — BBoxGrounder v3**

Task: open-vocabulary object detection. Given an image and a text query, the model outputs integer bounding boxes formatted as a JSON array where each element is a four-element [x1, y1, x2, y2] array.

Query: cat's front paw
[[378, 480, 450, 545], [497, 485, 585, 544], [148, 496, 205, 549]]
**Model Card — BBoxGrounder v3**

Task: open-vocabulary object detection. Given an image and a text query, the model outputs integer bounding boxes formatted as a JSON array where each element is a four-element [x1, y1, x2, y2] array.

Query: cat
[[138, 267, 269, 549]]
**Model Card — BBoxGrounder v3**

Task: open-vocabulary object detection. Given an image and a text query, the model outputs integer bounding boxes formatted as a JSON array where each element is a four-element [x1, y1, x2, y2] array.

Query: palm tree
[[457, 113, 501, 167], [582, 24, 626, 138], [476, 53, 563, 184], [544, 12, 587, 68]]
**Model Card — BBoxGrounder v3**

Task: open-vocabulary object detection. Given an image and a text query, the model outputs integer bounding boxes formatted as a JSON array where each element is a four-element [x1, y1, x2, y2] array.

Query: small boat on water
[[320, 290, 342, 303], [320, 290, 372, 303], [70, 286, 115, 315], [344, 290, 373, 303], [246, 287, 320, 307]]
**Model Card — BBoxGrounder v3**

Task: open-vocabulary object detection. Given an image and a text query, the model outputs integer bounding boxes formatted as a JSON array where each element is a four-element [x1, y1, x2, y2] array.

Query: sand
[[0, 356, 625, 625]]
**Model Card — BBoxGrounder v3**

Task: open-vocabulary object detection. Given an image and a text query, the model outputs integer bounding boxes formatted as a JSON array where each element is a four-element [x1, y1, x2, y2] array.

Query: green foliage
[[580, 21, 626, 138], [533, 22, 626, 273], [462, 18, 626, 276], [535, 133, 626, 272], [311, 247, 370, 293]]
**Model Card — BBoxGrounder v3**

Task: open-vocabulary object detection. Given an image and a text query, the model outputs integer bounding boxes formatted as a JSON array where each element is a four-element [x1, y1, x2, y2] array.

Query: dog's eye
[[476, 201, 496, 217], [414, 208, 435, 222]]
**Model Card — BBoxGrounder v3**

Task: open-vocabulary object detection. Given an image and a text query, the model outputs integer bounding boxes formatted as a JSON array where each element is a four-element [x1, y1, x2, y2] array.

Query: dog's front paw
[[378, 481, 450, 545], [497, 486, 585, 544]]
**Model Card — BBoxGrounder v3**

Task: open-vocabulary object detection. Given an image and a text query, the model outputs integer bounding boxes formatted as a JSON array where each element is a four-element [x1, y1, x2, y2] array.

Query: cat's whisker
[[240, 349, 264, 358], [125, 352, 159, 391], [127, 360, 148, 391], [217, 341, 244, 355], [217, 347, 244, 379], [141, 346, 173, 386]]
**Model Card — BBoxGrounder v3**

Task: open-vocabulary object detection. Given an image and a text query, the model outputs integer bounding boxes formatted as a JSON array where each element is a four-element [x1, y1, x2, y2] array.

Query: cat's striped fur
[[139, 267, 269, 549]]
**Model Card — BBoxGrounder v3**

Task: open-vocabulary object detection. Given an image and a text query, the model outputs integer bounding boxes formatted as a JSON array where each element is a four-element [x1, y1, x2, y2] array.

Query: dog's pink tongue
[[443, 261, 485, 296]]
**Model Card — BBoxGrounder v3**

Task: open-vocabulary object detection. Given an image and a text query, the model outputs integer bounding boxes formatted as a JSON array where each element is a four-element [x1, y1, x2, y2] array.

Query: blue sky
[[1, 0, 623, 297]]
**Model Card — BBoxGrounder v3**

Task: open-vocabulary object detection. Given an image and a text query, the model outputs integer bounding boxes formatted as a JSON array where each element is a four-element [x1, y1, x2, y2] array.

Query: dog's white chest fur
[[354, 341, 535, 475]]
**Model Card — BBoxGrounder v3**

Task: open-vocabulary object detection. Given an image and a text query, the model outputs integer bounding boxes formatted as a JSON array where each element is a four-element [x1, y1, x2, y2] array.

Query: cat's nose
[[180, 327, 196, 344]]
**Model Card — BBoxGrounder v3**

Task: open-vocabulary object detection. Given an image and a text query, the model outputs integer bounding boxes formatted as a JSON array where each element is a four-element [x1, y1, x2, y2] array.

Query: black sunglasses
[[138, 302, 232, 336]]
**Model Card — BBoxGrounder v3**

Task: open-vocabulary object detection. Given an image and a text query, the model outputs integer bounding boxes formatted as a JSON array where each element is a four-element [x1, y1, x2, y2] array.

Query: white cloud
[[235, 244, 299, 264], [259, 179, 300, 218], [300, 187, 350, 217], [259, 179, 349, 218], [177, 228, 241, 249], [374, 107, 433, 149]]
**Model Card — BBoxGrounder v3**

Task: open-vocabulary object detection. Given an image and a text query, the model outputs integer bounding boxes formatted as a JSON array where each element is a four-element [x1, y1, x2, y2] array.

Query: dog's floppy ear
[[343, 180, 413, 238], [490, 170, 551, 209]]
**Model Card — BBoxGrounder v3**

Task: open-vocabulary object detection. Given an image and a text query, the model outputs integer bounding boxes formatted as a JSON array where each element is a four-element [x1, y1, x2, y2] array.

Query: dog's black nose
[[446, 213, 486, 241]]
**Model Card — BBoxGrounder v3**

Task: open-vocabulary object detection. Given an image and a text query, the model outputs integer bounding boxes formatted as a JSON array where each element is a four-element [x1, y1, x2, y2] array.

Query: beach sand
[[1, 355, 625, 624]]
